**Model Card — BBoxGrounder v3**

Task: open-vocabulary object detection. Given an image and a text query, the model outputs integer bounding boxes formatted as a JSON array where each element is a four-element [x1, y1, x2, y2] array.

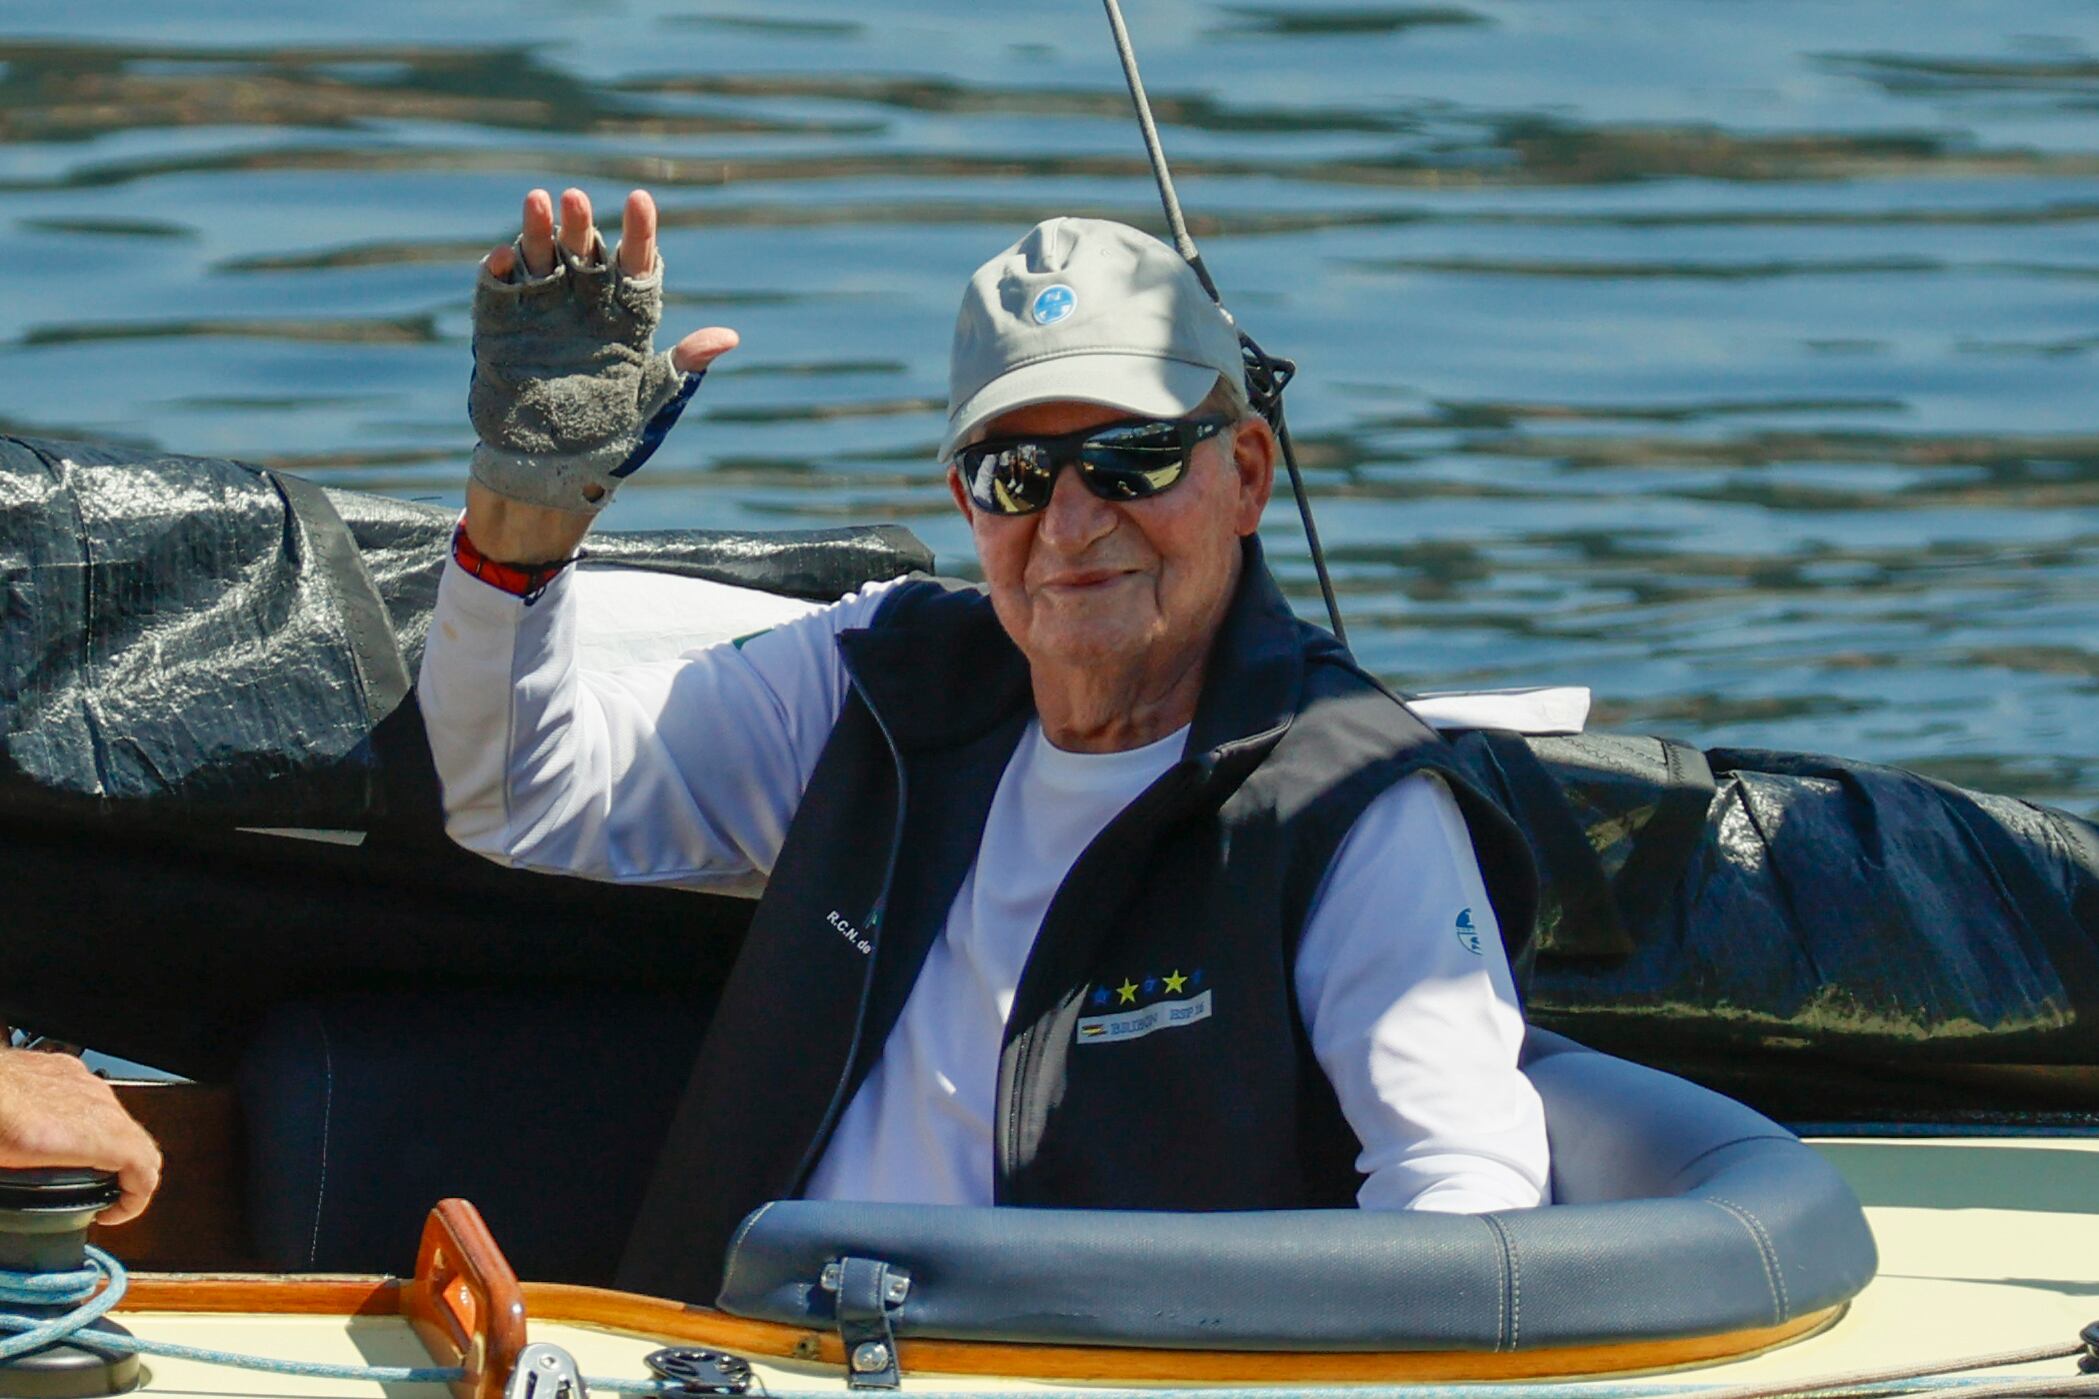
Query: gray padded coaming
[[714, 1031, 1878, 1351], [1523, 1027, 1795, 1204]]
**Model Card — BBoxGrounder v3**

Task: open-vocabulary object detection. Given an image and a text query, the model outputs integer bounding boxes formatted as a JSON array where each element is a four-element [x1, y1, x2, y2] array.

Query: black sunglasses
[[955, 416, 1231, 517]]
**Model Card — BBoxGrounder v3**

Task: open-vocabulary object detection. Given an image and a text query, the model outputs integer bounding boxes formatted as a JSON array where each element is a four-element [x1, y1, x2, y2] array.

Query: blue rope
[[0, 1248, 679, 1391], [0, 1251, 124, 1365]]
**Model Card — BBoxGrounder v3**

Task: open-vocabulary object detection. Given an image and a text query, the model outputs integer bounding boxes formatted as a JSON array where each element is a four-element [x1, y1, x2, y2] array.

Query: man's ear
[[946, 463, 975, 522], [1230, 417, 1277, 535]]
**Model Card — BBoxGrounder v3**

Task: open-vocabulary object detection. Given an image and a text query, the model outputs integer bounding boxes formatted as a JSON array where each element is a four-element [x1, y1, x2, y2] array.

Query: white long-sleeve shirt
[[419, 557, 1550, 1213]]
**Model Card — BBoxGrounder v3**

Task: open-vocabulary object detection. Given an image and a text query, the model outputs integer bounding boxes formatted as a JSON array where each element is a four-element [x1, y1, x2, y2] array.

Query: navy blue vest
[[618, 542, 1539, 1302]]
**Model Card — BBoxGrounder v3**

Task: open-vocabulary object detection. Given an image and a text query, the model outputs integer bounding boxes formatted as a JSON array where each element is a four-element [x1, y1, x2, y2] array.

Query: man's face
[[947, 399, 1275, 677]]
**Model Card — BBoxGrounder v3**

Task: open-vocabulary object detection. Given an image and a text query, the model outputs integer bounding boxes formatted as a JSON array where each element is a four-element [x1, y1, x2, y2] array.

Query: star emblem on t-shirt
[[1162, 970, 1187, 994], [1091, 986, 1110, 1007], [1116, 978, 1139, 1005]]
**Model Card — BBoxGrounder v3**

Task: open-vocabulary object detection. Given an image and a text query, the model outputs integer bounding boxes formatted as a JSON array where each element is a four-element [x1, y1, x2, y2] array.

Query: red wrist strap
[[451, 521, 575, 603]]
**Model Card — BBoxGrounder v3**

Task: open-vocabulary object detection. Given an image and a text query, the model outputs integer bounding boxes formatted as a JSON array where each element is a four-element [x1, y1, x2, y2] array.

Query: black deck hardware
[[820, 1257, 909, 1391], [641, 1348, 751, 1396]]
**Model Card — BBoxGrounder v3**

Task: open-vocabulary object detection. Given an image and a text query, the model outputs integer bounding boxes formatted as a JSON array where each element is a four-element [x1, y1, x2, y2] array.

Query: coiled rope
[[0, 1248, 684, 1392]]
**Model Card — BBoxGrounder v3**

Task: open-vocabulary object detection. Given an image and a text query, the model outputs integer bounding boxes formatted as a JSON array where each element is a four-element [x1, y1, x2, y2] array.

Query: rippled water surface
[[3, 2, 2096, 806]]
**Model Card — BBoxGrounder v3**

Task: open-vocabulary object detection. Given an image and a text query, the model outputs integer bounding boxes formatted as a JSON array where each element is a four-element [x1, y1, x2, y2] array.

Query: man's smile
[[1038, 567, 1141, 593]]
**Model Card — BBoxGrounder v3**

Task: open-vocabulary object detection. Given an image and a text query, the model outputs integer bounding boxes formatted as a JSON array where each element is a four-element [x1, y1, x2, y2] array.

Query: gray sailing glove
[[468, 232, 702, 514]]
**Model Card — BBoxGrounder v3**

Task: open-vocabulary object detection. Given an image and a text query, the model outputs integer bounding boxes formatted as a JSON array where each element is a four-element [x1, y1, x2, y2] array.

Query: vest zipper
[[997, 759, 1210, 1195], [784, 668, 908, 1195]]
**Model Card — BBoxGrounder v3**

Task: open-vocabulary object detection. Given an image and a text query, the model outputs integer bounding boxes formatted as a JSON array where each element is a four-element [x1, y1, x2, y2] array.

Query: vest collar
[[838, 538, 1318, 787], [1185, 537, 1322, 784], [835, 583, 1028, 753]]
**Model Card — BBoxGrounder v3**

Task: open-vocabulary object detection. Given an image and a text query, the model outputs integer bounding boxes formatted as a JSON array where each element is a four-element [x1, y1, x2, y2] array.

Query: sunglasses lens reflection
[[1080, 421, 1188, 500], [963, 418, 1213, 516], [971, 443, 1056, 513]]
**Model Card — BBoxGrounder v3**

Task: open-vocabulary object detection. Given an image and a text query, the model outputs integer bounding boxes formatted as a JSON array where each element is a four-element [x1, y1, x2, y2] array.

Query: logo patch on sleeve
[[1455, 907, 1483, 955], [1076, 988, 1212, 1045]]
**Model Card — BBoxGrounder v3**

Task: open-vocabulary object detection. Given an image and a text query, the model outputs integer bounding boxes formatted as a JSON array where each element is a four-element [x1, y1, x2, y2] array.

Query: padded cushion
[[239, 987, 711, 1283], [713, 1029, 1877, 1350]]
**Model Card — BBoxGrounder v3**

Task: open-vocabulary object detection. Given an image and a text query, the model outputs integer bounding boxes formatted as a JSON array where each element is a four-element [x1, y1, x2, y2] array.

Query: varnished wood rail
[[112, 1196, 1845, 1387]]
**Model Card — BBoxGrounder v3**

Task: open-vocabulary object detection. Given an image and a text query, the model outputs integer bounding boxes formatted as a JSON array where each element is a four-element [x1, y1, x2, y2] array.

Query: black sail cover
[[1452, 731, 2099, 1123], [0, 435, 932, 1075], [0, 434, 930, 826], [4, 435, 2097, 1120]]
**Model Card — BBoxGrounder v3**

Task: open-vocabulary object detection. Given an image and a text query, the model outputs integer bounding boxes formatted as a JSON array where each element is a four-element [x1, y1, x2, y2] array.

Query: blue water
[[3, 0, 2096, 806]]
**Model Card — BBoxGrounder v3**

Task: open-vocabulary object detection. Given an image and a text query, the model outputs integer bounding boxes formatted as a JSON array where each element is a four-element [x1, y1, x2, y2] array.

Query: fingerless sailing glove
[[468, 233, 701, 513]]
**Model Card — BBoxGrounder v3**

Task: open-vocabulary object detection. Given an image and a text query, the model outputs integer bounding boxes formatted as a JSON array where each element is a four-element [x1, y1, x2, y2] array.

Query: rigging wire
[[1097, 0, 1351, 647]]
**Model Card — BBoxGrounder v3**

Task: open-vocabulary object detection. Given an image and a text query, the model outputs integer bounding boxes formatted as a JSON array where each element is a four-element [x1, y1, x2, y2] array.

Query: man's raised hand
[[484, 189, 739, 376], [463, 187, 738, 561]]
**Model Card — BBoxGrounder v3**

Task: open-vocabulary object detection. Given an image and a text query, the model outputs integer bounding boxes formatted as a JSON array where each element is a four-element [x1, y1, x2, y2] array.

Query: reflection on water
[[1, 0, 2096, 808]]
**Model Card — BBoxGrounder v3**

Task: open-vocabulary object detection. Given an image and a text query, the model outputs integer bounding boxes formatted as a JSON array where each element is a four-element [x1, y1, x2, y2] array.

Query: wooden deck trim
[[118, 1275, 401, 1316], [518, 1283, 1845, 1384], [111, 1267, 1842, 1384]]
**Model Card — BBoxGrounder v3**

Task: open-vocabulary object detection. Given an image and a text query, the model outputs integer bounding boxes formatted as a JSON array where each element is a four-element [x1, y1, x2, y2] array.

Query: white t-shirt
[[803, 719, 1187, 1204], [419, 559, 1549, 1213]]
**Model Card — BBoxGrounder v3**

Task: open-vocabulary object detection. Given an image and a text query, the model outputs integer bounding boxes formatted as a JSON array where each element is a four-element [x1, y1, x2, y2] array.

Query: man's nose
[[1036, 462, 1117, 552]]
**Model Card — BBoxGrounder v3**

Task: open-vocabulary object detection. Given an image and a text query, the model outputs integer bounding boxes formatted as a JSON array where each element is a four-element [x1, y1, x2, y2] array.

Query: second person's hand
[[0, 1050, 162, 1227]]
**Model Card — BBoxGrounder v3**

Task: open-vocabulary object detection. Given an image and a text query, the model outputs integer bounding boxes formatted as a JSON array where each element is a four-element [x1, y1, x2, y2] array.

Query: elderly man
[[421, 188, 1548, 1301]]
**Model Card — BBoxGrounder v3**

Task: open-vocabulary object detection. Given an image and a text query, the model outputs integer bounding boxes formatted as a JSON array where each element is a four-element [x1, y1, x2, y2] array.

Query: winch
[[0, 1169, 137, 1399]]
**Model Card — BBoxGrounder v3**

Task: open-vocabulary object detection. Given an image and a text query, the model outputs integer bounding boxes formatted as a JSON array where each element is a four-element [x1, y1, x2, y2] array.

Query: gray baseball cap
[[940, 218, 1244, 461]]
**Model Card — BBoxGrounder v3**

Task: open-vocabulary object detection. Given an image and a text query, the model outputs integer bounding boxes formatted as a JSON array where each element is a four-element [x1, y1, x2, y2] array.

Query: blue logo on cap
[[1031, 284, 1077, 326]]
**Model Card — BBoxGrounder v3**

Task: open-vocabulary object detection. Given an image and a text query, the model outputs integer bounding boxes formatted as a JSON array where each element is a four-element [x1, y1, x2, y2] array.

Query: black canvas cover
[[1459, 731, 2099, 1122], [0, 435, 931, 1075], [0, 434, 930, 828]]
